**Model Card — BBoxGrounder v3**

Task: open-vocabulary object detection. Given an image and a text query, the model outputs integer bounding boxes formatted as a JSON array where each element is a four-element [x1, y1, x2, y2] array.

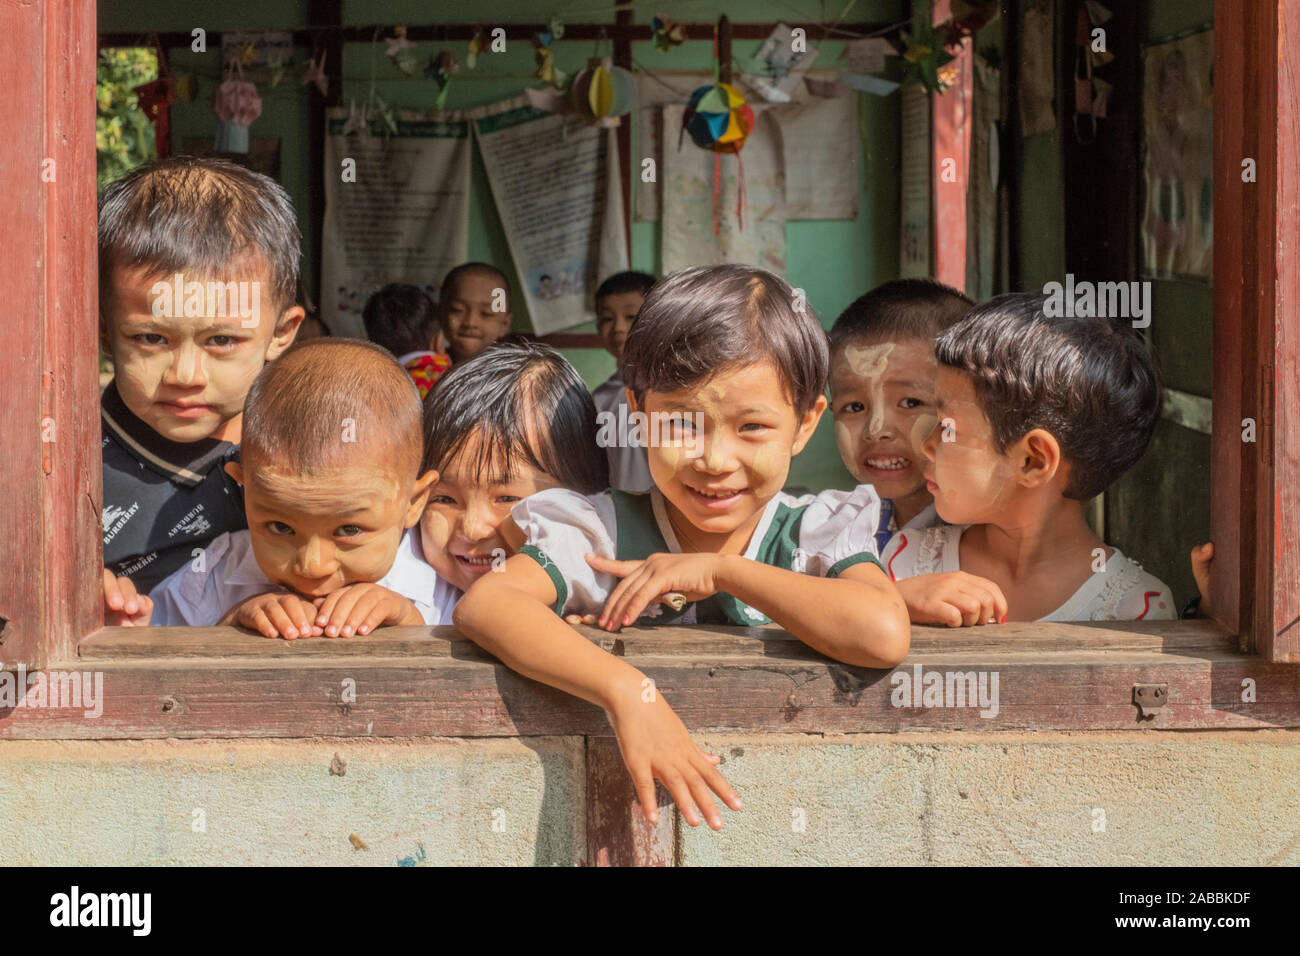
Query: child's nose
[[693, 433, 737, 474], [921, 420, 940, 461], [460, 503, 494, 541], [167, 342, 206, 388], [296, 537, 337, 577]]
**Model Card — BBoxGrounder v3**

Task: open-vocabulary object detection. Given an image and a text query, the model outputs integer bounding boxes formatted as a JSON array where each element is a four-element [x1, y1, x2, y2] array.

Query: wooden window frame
[[3, 0, 1297, 774]]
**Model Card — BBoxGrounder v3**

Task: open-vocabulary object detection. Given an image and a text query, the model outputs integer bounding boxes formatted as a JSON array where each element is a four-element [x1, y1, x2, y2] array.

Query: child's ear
[[1017, 428, 1063, 487], [790, 395, 828, 456], [267, 304, 307, 359], [224, 461, 245, 486], [403, 469, 438, 528]]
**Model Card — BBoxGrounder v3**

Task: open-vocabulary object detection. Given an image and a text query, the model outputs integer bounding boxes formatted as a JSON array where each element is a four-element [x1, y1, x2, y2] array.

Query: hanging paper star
[[387, 26, 419, 75], [340, 99, 368, 137], [301, 50, 328, 97], [652, 14, 686, 52]]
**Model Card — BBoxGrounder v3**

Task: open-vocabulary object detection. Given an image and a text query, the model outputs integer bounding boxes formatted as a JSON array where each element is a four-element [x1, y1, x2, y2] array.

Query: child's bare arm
[[587, 552, 910, 668], [313, 583, 425, 636], [102, 569, 153, 626], [453, 553, 741, 829], [894, 572, 1009, 627]]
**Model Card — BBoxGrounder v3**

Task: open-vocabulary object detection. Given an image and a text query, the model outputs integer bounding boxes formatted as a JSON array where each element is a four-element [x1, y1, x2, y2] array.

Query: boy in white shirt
[[147, 339, 451, 637], [883, 292, 1176, 622], [590, 270, 656, 493]]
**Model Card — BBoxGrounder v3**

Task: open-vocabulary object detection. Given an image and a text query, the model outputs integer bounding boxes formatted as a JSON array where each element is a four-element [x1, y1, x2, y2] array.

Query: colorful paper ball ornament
[[682, 82, 753, 153], [570, 57, 634, 125]]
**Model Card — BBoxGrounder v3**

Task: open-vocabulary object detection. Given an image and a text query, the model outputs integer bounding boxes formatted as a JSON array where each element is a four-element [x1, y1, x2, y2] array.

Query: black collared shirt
[[101, 380, 247, 593]]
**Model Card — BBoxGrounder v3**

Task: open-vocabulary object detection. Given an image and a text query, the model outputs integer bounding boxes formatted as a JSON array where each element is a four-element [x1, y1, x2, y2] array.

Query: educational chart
[[473, 96, 627, 335], [899, 84, 932, 278], [321, 107, 471, 339]]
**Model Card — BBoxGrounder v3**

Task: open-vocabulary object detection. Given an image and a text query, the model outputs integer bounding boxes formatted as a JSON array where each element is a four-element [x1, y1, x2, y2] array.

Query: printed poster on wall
[[472, 96, 628, 335], [1141, 27, 1213, 281], [899, 84, 932, 278], [660, 102, 787, 275], [321, 108, 471, 339]]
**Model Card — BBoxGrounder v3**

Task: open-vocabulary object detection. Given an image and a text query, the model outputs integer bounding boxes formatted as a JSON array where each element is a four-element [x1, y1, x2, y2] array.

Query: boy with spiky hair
[[99, 157, 306, 624]]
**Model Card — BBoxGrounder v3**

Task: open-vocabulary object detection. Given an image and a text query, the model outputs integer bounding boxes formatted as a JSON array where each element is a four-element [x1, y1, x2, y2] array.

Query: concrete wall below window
[[2, 730, 1295, 865]]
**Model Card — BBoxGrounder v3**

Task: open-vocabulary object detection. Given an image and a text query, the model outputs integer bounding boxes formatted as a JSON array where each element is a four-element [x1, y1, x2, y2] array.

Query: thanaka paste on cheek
[[909, 411, 939, 459]]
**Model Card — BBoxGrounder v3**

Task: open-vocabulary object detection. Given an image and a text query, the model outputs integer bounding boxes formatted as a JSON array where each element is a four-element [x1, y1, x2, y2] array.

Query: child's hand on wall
[[894, 572, 1008, 627], [1190, 542, 1214, 617], [607, 688, 742, 830], [223, 592, 326, 640], [313, 583, 425, 636], [584, 552, 720, 631], [102, 568, 153, 626]]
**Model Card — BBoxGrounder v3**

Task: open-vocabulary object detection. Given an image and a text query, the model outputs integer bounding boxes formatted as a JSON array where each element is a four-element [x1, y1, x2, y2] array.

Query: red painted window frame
[[0, 1, 1295, 680]]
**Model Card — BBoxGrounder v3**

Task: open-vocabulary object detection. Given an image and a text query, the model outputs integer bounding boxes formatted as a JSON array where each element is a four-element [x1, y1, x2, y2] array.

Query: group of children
[[99, 156, 1191, 831]]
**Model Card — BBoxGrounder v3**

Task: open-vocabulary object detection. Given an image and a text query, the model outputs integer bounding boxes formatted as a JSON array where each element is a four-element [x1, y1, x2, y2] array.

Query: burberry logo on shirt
[[168, 505, 212, 539], [102, 502, 140, 545]]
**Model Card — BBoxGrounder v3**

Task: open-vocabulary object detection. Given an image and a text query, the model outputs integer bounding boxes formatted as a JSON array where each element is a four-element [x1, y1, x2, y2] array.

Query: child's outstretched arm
[[454, 553, 742, 830], [586, 553, 910, 668]]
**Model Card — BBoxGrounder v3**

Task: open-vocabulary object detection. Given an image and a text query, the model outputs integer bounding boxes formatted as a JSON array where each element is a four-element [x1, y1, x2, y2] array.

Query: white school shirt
[[591, 371, 654, 494], [511, 484, 884, 624], [150, 527, 460, 626], [880, 523, 1177, 621]]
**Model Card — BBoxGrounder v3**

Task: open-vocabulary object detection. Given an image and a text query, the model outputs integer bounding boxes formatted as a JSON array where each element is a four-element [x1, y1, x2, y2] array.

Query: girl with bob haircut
[[455, 265, 910, 832], [416, 341, 609, 600]]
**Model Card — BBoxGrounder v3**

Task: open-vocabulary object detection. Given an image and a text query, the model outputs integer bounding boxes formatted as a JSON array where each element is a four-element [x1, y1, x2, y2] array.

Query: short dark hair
[[621, 265, 828, 416], [98, 155, 301, 318], [935, 292, 1163, 501], [243, 338, 423, 480], [421, 341, 608, 494], [362, 283, 438, 356], [595, 270, 657, 304], [829, 278, 973, 352], [439, 262, 510, 308]]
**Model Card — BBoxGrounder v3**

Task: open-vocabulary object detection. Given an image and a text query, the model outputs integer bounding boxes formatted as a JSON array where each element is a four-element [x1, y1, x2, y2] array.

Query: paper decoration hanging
[[652, 14, 686, 52], [533, 22, 567, 89], [213, 60, 262, 154], [570, 57, 634, 126], [302, 50, 328, 97], [468, 26, 485, 69], [387, 26, 419, 75], [682, 82, 753, 153], [425, 50, 458, 109]]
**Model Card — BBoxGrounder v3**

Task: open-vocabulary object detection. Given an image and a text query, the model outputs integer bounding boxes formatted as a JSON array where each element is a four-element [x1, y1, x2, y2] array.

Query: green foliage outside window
[[96, 48, 159, 189]]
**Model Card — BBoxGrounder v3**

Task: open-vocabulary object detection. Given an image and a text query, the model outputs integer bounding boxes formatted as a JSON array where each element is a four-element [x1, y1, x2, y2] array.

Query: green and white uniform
[[513, 486, 885, 625]]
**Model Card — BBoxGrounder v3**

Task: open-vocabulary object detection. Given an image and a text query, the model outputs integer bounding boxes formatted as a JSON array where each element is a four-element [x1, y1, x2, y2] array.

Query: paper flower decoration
[[682, 82, 753, 153], [899, 20, 957, 94], [212, 78, 262, 153], [532, 30, 566, 89], [387, 27, 419, 75], [425, 51, 458, 109], [652, 14, 686, 52], [570, 58, 634, 126]]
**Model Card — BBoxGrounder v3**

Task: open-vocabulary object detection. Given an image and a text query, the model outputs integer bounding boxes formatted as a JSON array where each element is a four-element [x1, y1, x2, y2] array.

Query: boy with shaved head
[[147, 339, 454, 638]]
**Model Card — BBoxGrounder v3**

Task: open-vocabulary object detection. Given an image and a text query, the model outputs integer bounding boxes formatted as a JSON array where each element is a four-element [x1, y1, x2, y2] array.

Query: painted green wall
[[99, 0, 908, 492]]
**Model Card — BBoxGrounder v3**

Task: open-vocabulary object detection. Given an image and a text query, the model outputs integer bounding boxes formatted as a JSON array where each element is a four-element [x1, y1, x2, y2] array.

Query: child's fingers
[[347, 592, 390, 636], [618, 576, 671, 629], [280, 598, 314, 637], [657, 768, 703, 828], [265, 601, 301, 639], [315, 589, 345, 626], [695, 755, 743, 811], [247, 607, 280, 640], [102, 569, 124, 610], [583, 552, 641, 578], [600, 566, 652, 630], [322, 589, 364, 636], [684, 772, 724, 830], [628, 765, 662, 826]]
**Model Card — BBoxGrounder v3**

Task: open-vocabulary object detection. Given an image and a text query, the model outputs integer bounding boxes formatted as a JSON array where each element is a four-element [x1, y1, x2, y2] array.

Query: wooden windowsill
[[2, 619, 1297, 740]]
